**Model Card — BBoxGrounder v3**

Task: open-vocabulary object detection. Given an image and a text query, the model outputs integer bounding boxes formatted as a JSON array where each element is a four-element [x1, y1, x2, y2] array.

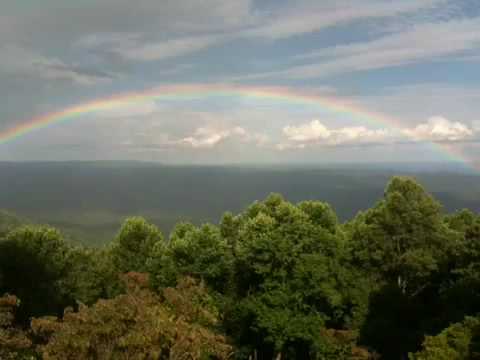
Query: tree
[[148, 222, 232, 294], [32, 274, 232, 359], [1, 176, 478, 359], [349, 177, 456, 296], [0, 226, 73, 322], [228, 194, 368, 359], [110, 217, 164, 274], [349, 177, 461, 357], [410, 316, 480, 360], [63, 247, 122, 305], [440, 210, 480, 324]]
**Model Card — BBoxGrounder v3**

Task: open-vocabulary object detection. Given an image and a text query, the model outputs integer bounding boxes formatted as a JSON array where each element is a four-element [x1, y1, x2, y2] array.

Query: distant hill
[[1, 161, 479, 246]]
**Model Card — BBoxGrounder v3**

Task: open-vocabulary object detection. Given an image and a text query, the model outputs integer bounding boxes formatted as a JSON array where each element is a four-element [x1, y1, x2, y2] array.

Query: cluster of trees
[[1, 177, 480, 359]]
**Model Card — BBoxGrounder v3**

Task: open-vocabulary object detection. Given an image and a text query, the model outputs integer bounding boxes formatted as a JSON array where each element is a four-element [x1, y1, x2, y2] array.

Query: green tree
[[441, 210, 480, 324], [63, 247, 122, 305], [110, 217, 164, 273], [410, 316, 480, 360], [0, 226, 73, 322], [350, 177, 456, 296], [349, 177, 461, 357], [148, 222, 232, 294], [228, 194, 368, 359]]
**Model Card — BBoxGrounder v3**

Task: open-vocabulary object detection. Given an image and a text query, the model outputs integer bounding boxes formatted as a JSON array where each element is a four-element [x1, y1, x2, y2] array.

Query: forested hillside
[[2, 177, 480, 359], [1, 162, 479, 246]]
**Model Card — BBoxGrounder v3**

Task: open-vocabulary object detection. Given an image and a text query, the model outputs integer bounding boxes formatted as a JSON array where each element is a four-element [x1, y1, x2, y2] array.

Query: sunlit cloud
[[279, 119, 391, 149], [403, 116, 474, 142]]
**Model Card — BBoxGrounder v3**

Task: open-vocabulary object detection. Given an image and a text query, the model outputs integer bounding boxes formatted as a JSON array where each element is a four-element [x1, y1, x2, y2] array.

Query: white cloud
[[283, 120, 331, 142], [251, 133, 271, 147], [279, 116, 477, 151], [232, 126, 248, 137], [403, 116, 474, 142], [333, 126, 390, 145], [179, 127, 231, 148], [233, 126, 271, 147], [66, 108, 273, 152], [280, 119, 391, 149], [346, 83, 480, 132], [178, 125, 269, 149]]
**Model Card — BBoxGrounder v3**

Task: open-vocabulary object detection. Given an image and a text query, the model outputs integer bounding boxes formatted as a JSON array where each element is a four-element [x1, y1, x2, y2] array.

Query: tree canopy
[[0, 176, 479, 359]]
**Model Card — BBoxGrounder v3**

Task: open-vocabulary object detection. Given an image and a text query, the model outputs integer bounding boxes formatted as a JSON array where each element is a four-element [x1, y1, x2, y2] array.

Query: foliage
[[410, 316, 480, 360], [31, 273, 232, 360], [63, 247, 122, 305], [0, 176, 479, 359], [0, 226, 74, 322], [227, 194, 369, 358], [110, 217, 164, 273], [443, 209, 480, 322], [149, 222, 232, 293], [347, 177, 464, 357], [0, 294, 33, 359], [349, 177, 456, 296]]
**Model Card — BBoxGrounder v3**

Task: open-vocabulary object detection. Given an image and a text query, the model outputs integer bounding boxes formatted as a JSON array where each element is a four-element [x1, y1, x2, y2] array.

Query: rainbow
[[0, 83, 475, 170]]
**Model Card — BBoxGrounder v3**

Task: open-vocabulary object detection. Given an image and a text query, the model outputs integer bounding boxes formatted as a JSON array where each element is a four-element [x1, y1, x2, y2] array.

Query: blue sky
[[0, 0, 479, 166]]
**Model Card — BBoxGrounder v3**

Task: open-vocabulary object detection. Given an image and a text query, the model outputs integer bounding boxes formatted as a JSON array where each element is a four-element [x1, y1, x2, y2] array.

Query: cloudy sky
[[0, 0, 479, 167]]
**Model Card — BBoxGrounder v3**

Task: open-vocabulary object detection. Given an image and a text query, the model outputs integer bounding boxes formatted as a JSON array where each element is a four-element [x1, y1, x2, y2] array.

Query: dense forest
[[2, 176, 480, 359], [1, 162, 479, 246]]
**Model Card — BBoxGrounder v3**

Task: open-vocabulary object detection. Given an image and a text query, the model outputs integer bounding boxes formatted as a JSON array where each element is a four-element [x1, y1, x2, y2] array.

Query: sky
[[0, 0, 479, 167]]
